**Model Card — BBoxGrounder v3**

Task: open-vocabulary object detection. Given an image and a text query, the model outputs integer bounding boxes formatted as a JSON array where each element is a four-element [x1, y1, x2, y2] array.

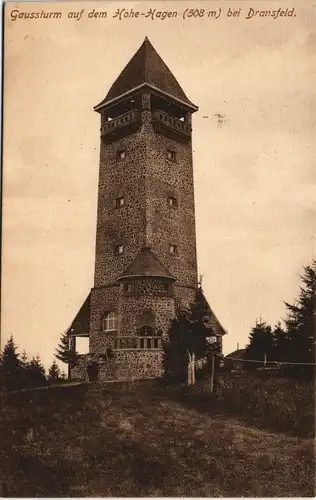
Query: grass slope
[[1, 380, 315, 497]]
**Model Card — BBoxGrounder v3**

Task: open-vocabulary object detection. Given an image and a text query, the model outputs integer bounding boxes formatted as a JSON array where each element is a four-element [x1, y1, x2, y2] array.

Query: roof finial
[[144, 36, 149, 42]]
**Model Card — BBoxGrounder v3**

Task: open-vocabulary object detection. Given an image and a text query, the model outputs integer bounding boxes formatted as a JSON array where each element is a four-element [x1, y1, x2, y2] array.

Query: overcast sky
[[2, 0, 316, 369]]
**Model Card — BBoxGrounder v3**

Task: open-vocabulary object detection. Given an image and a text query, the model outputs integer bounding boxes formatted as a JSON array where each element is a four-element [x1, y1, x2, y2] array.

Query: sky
[[2, 0, 316, 370]]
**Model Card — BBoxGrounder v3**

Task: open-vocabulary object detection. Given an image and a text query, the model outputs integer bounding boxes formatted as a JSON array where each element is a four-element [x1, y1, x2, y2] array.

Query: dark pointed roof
[[225, 349, 246, 359], [67, 293, 90, 336], [205, 303, 228, 337], [208, 313, 227, 337], [95, 37, 196, 110], [118, 247, 175, 280]]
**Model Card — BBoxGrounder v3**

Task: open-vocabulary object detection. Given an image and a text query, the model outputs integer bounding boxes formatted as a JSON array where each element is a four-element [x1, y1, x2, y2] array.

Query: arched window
[[102, 311, 117, 332], [139, 325, 154, 337]]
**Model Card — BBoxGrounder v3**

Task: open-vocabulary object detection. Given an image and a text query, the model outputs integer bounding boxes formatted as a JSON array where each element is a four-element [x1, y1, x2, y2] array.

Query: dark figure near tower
[[66, 37, 226, 381], [87, 361, 99, 382]]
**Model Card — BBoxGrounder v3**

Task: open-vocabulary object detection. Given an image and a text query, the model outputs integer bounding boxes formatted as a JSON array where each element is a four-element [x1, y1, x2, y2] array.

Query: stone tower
[[68, 38, 226, 381]]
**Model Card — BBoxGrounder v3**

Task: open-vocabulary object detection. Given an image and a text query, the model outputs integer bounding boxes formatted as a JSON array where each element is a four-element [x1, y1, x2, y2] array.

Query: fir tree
[[163, 284, 217, 384], [284, 261, 316, 376], [55, 330, 77, 379], [244, 320, 274, 369], [162, 310, 190, 384], [20, 350, 28, 369], [273, 321, 290, 363], [48, 360, 61, 382], [0, 336, 21, 391], [25, 355, 47, 388], [19, 349, 30, 389]]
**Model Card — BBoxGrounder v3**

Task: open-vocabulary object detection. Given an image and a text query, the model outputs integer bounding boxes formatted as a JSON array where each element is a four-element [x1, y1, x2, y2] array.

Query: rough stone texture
[[94, 107, 197, 289], [144, 125, 197, 288], [119, 287, 175, 337], [68, 40, 219, 382], [174, 284, 197, 311], [71, 351, 163, 381], [71, 355, 90, 382], [89, 285, 119, 354]]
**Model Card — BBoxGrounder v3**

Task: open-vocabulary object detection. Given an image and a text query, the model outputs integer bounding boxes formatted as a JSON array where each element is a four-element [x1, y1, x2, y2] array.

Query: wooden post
[[210, 354, 215, 393], [213, 353, 220, 391], [187, 352, 192, 386], [68, 336, 76, 380], [192, 352, 196, 386]]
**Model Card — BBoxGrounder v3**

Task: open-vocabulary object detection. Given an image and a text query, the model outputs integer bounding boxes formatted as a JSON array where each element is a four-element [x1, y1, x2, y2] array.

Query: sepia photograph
[[1, 0, 315, 496]]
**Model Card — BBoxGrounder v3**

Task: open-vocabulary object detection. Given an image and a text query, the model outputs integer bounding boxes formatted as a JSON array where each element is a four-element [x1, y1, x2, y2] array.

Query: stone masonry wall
[[94, 115, 148, 287], [71, 351, 163, 382], [88, 92, 199, 382], [89, 285, 119, 354], [89, 278, 175, 370], [174, 284, 196, 311], [119, 289, 175, 337], [144, 112, 198, 289], [94, 106, 198, 291]]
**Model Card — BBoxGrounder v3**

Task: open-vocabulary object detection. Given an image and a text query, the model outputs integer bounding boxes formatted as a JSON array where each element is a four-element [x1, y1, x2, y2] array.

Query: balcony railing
[[152, 110, 191, 142], [113, 337, 162, 350], [101, 110, 141, 141]]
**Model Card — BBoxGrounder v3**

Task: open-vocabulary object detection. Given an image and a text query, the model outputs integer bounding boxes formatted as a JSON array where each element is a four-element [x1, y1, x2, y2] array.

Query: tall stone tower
[[68, 38, 226, 381]]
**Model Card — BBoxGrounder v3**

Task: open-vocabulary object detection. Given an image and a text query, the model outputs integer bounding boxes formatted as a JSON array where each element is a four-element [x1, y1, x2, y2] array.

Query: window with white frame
[[102, 311, 117, 332], [169, 244, 178, 255]]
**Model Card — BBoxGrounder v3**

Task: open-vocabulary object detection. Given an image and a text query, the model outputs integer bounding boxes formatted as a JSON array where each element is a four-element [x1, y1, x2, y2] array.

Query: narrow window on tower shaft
[[169, 244, 178, 255], [168, 196, 178, 208], [115, 196, 125, 208], [115, 244, 124, 255], [117, 149, 126, 161], [166, 149, 176, 162]]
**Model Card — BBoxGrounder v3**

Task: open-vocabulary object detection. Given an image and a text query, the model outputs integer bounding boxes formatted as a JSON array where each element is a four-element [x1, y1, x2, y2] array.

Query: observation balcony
[[152, 110, 191, 143], [113, 337, 162, 350], [101, 109, 141, 142]]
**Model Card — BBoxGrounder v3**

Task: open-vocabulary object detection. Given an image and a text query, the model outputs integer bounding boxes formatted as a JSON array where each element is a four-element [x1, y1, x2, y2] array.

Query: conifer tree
[[55, 330, 77, 379], [19, 349, 30, 389], [0, 336, 21, 391], [244, 320, 274, 368], [162, 310, 190, 384], [273, 321, 289, 363], [25, 355, 47, 388], [48, 360, 61, 382], [163, 283, 217, 384], [20, 350, 28, 369], [284, 261, 316, 376], [55, 330, 71, 364]]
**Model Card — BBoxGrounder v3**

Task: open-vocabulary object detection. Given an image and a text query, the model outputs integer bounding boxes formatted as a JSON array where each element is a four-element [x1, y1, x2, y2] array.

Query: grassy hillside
[[182, 372, 315, 437], [1, 379, 315, 497]]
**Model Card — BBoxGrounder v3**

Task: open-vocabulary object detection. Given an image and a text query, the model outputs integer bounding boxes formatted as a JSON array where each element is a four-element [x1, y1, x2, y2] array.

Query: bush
[[168, 372, 315, 437], [213, 373, 314, 436]]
